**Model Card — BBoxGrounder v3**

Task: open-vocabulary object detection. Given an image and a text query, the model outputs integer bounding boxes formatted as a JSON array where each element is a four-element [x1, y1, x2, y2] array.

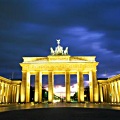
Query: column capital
[[77, 71, 83, 73], [65, 71, 70, 73], [99, 83, 102, 86]]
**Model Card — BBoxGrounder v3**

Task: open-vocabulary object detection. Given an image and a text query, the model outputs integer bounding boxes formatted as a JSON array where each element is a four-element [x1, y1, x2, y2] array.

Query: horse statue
[[64, 47, 68, 55], [50, 47, 55, 55]]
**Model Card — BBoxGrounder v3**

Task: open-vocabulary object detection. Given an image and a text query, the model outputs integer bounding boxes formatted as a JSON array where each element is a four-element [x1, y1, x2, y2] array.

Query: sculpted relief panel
[[48, 57, 70, 61], [21, 63, 98, 71]]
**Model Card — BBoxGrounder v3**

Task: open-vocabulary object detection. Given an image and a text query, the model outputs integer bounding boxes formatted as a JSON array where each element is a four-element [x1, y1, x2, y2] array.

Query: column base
[[34, 102, 39, 104], [78, 101, 85, 103], [20, 102, 26, 104], [48, 102, 53, 104], [66, 101, 71, 103]]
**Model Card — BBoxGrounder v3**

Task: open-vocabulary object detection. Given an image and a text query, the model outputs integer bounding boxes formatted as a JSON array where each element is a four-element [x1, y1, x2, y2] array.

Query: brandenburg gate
[[20, 40, 99, 103]]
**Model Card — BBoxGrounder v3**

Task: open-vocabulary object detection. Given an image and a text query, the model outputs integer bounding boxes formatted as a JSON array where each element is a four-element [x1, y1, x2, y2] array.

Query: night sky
[[0, 0, 120, 85]]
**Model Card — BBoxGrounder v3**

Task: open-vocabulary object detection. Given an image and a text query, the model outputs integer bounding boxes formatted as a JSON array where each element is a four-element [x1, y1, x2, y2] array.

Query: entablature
[[0, 76, 11, 83], [0, 76, 21, 85], [20, 62, 98, 71], [98, 74, 120, 84]]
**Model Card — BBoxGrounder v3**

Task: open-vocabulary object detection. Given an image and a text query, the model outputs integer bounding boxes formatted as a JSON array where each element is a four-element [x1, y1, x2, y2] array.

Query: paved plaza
[[0, 102, 120, 120]]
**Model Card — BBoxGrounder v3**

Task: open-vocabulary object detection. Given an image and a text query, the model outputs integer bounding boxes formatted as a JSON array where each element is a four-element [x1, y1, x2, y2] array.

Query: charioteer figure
[[50, 39, 68, 55]]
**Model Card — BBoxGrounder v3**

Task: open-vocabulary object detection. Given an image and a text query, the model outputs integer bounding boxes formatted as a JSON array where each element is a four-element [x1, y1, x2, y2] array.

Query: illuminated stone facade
[[0, 76, 21, 103], [1, 40, 120, 103], [20, 40, 99, 103], [98, 74, 120, 103]]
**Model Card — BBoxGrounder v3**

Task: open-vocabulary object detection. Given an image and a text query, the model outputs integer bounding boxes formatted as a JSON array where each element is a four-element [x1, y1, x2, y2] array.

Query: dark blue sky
[[0, 0, 120, 83]]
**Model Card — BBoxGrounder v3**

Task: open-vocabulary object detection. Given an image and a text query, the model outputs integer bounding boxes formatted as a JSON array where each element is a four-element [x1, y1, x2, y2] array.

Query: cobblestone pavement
[[0, 102, 120, 120]]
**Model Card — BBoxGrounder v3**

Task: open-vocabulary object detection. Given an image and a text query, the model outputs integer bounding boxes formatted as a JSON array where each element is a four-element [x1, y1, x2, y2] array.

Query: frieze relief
[[21, 63, 98, 71], [48, 55, 70, 61], [48, 57, 69, 61]]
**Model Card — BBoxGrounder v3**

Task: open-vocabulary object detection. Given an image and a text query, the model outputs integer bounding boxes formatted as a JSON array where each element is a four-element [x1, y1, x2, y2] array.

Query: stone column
[[111, 83, 114, 102], [1, 82, 5, 103], [115, 81, 119, 103], [106, 84, 110, 102], [11, 85, 14, 103], [104, 84, 107, 102], [0, 81, 1, 92], [107, 84, 111, 103], [65, 71, 70, 102], [109, 83, 112, 103], [118, 80, 120, 102], [102, 85, 105, 102], [5, 83, 9, 103], [21, 71, 26, 103], [34, 72, 42, 103], [13, 85, 16, 103], [8, 85, 12, 103], [48, 71, 54, 103], [103, 85, 107, 102], [0, 82, 4, 103], [1, 82, 3, 103], [89, 71, 93, 102], [77, 71, 84, 102], [0, 81, 2, 103], [4, 83, 9, 103], [4, 83, 7, 103], [16, 85, 20, 103], [93, 71, 99, 102], [14, 85, 17, 103], [113, 82, 116, 102], [99, 84, 103, 102], [26, 72, 30, 103], [34, 72, 39, 102], [105, 85, 107, 102], [38, 72, 42, 103], [7, 84, 11, 103]]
